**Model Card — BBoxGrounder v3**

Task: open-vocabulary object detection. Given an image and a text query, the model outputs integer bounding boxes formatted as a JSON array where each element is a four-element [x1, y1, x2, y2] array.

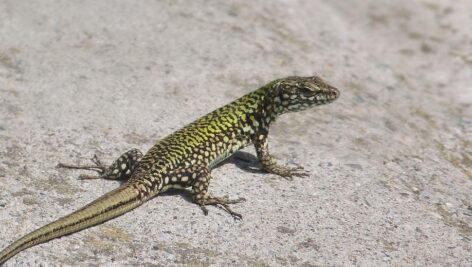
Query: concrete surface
[[0, 0, 471, 266]]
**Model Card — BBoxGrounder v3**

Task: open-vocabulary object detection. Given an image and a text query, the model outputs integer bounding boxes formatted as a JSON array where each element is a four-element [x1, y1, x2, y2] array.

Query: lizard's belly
[[208, 139, 251, 169]]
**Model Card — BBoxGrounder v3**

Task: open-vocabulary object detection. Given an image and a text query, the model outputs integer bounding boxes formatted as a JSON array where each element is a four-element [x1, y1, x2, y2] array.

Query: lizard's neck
[[257, 88, 284, 131]]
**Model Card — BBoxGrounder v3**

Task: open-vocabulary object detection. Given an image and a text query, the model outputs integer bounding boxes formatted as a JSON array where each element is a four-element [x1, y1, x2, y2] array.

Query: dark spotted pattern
[[102, 149, 143, 180]]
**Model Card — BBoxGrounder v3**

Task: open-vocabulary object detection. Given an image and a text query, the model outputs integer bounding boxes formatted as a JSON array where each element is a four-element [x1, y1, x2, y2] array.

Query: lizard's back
[[131, 87, 265, 180]]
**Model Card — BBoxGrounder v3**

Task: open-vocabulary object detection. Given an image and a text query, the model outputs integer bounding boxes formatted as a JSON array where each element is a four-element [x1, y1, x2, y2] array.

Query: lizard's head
[[270, 76, 340, 113]]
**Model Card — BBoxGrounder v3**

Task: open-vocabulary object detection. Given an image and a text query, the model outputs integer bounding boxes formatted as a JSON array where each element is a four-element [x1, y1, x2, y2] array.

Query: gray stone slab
[[0, 0, 470, 266]]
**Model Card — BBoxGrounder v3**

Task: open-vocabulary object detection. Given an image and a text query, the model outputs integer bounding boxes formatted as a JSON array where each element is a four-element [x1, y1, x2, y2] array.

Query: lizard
[[0, 75, 340, 265]]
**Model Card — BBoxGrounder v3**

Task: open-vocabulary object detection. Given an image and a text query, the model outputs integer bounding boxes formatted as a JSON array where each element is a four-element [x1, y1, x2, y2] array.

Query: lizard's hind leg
[[191, 168, 246, 220], [57, 149, 143, 181]]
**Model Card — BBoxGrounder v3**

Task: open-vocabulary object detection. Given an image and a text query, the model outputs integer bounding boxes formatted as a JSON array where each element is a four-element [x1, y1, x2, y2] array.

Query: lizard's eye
[[300, 87, 314, 94]]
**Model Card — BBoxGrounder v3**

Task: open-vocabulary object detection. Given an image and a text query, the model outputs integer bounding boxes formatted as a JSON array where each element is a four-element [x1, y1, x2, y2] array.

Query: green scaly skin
[[0, 76, 340, 265]]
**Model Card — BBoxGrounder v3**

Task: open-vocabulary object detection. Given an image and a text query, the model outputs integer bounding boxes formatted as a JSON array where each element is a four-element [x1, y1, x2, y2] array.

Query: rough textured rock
[[0, 0, 470, 266]]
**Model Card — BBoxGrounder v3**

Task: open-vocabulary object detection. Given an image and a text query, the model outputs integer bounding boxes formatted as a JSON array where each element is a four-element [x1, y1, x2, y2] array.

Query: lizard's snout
[[331, 87, 340, 100], [322, 86, 340, 103]]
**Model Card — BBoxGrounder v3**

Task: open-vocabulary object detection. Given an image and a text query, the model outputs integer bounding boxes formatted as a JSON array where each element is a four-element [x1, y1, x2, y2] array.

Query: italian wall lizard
[[0, 76, 340, 264]]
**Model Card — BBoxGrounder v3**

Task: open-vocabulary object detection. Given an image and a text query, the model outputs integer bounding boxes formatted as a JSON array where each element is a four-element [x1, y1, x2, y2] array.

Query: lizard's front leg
[[254, 132, 308, 179], [57, 149, 143, 181]]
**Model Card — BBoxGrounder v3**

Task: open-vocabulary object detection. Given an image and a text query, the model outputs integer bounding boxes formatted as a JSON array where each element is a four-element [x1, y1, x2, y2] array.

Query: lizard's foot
[[57, 149, 143, 181], [263, 164, 309, 180], [57, 154, 107, 179], [197, 196, 246, 220]]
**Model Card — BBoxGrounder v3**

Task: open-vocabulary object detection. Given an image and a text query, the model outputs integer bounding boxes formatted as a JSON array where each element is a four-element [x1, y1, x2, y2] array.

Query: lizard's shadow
[[217, 151, 265, 173]]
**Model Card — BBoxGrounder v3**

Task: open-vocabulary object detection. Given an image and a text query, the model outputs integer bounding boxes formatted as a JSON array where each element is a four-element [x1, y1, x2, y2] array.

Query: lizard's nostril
[[332, 88, 340, 98]]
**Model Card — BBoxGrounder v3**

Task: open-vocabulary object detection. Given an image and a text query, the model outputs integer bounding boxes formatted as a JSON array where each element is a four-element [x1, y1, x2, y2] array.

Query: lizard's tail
[[0, 183, 143, 265]]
